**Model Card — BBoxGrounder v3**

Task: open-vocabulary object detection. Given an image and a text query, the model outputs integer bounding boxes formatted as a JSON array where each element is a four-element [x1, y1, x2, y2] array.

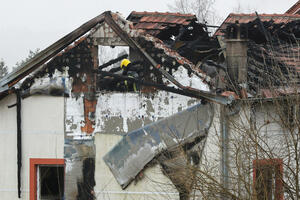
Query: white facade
[[0, 94, 64, 200]]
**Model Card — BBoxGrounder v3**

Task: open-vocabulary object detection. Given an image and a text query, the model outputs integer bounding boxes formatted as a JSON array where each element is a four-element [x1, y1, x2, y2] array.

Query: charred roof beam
[[98, 54, 128, 70], [98, 71, 233, 105]]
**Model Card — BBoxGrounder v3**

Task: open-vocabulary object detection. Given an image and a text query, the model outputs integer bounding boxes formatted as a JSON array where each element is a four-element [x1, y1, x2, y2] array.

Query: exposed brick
[[81, 98, 97, 134]]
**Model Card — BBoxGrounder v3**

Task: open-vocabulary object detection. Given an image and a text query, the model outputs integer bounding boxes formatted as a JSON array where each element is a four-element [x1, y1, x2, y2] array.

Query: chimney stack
[[225, 22, 248, 91]]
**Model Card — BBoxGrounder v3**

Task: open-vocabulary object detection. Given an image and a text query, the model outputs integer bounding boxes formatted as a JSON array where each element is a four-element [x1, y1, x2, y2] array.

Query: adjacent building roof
[[215, 13, 300, 36], [127, 11, 197, 35], [286, 0, 300, 14]]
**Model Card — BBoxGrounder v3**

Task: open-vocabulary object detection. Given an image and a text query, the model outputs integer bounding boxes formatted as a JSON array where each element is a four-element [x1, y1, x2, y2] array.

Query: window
[[253, 159, 283, 200], [30, 158, 65, 200]]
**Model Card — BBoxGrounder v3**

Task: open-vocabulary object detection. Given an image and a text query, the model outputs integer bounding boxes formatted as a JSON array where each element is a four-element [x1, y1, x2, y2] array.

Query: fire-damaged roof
[[0, 10, 226, 191], [248, 41, 300, 95], [127, 11, 221, 68], [222, 14, 300, 97], [215, 13, 300, 36], [286, 0, 300, 14], [0, 10, 231, 105], [1, 10, 300, 101], [127, 11, 197, 36]]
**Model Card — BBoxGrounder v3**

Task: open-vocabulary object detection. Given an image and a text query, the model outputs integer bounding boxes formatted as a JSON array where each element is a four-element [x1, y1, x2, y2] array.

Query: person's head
[[120, 59, 131, 69]]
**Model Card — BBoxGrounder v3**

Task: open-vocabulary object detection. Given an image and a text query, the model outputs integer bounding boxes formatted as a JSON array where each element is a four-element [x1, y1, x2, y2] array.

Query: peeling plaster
[[66, 89, 203, 138], [65, 96, 93, 139], [94, 91, 199, 134]]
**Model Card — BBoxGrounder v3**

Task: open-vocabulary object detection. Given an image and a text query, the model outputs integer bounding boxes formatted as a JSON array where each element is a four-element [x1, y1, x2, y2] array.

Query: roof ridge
[[229, 13, 300, 17], [129, 11, 196, 17]]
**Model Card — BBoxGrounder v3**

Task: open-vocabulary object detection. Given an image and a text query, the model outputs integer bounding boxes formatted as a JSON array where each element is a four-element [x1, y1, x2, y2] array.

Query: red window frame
[[253, 158, 283, 200], [30, 158, 65, 200]]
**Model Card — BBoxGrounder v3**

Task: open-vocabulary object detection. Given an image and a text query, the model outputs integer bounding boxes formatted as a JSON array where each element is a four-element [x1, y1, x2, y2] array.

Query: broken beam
[[98, 71, 232, 105], [98, 54, 128, 70], [255, 12, 271, 43], [99, 71, 201, 99]]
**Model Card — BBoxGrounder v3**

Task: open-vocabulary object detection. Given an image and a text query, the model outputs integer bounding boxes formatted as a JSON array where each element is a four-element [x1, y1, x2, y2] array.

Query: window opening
[[37, 165, 64, 200]]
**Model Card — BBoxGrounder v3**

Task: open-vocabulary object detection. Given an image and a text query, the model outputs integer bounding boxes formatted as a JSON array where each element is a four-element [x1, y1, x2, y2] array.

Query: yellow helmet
[[120, 59, 131, 69]]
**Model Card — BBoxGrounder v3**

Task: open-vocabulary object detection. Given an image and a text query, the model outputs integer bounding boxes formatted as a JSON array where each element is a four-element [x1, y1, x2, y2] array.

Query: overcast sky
[[0, 0, 297, 68]]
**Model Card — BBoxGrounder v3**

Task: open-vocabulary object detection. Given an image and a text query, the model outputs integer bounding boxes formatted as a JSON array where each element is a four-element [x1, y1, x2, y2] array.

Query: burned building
[[0, 11, 224, 200], [1, 4, 300, 200]]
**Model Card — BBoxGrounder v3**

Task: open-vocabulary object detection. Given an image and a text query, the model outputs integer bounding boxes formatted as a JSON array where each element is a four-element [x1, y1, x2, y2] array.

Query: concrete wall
[[0, 94, 64, 200]]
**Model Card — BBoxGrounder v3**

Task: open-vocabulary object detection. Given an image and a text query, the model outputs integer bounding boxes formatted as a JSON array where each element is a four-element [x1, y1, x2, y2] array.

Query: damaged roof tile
[[127, 11, 197, 36], [286, 1, 300, 14], [215, 13, 300, 36]]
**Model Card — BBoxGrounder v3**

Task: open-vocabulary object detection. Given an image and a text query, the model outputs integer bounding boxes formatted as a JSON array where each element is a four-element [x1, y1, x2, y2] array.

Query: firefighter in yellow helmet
[[120, 59, 131, 70], [119, 59, 140, 92]]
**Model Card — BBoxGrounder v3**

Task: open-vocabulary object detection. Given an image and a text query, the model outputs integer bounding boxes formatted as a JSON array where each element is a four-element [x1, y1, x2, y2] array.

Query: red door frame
[[30, 158, 65, 200]]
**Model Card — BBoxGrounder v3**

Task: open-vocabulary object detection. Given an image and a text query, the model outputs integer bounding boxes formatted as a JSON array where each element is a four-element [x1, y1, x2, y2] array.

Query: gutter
[[7, 90, 22, 198], [220, 103, 240, 200]]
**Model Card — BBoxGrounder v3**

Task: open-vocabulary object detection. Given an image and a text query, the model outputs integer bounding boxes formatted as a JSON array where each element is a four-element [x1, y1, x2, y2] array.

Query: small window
[[38, 165, 64, 200], [30, 158, 65, 200], [253, 159, 283, 200]]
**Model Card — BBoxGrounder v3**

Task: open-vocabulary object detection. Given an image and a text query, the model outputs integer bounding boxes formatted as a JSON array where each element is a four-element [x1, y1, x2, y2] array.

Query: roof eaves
[[0, 85, 9, 94], [286, 1, 300, 14]]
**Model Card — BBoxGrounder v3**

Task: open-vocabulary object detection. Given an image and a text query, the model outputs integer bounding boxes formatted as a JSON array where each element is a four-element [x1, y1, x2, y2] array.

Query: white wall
[[198, 102, 295, 199], [0, 94, 64, 200]]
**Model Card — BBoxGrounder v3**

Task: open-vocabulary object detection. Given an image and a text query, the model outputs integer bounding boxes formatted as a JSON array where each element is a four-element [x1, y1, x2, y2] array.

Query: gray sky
[[0, 0, 297, 68]]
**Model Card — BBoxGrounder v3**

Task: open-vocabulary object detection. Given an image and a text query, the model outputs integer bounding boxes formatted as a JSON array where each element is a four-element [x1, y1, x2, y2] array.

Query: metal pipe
[[220, 106, 229, 199], [221, 104, 240, 199], [16, 90, 22, 198]]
